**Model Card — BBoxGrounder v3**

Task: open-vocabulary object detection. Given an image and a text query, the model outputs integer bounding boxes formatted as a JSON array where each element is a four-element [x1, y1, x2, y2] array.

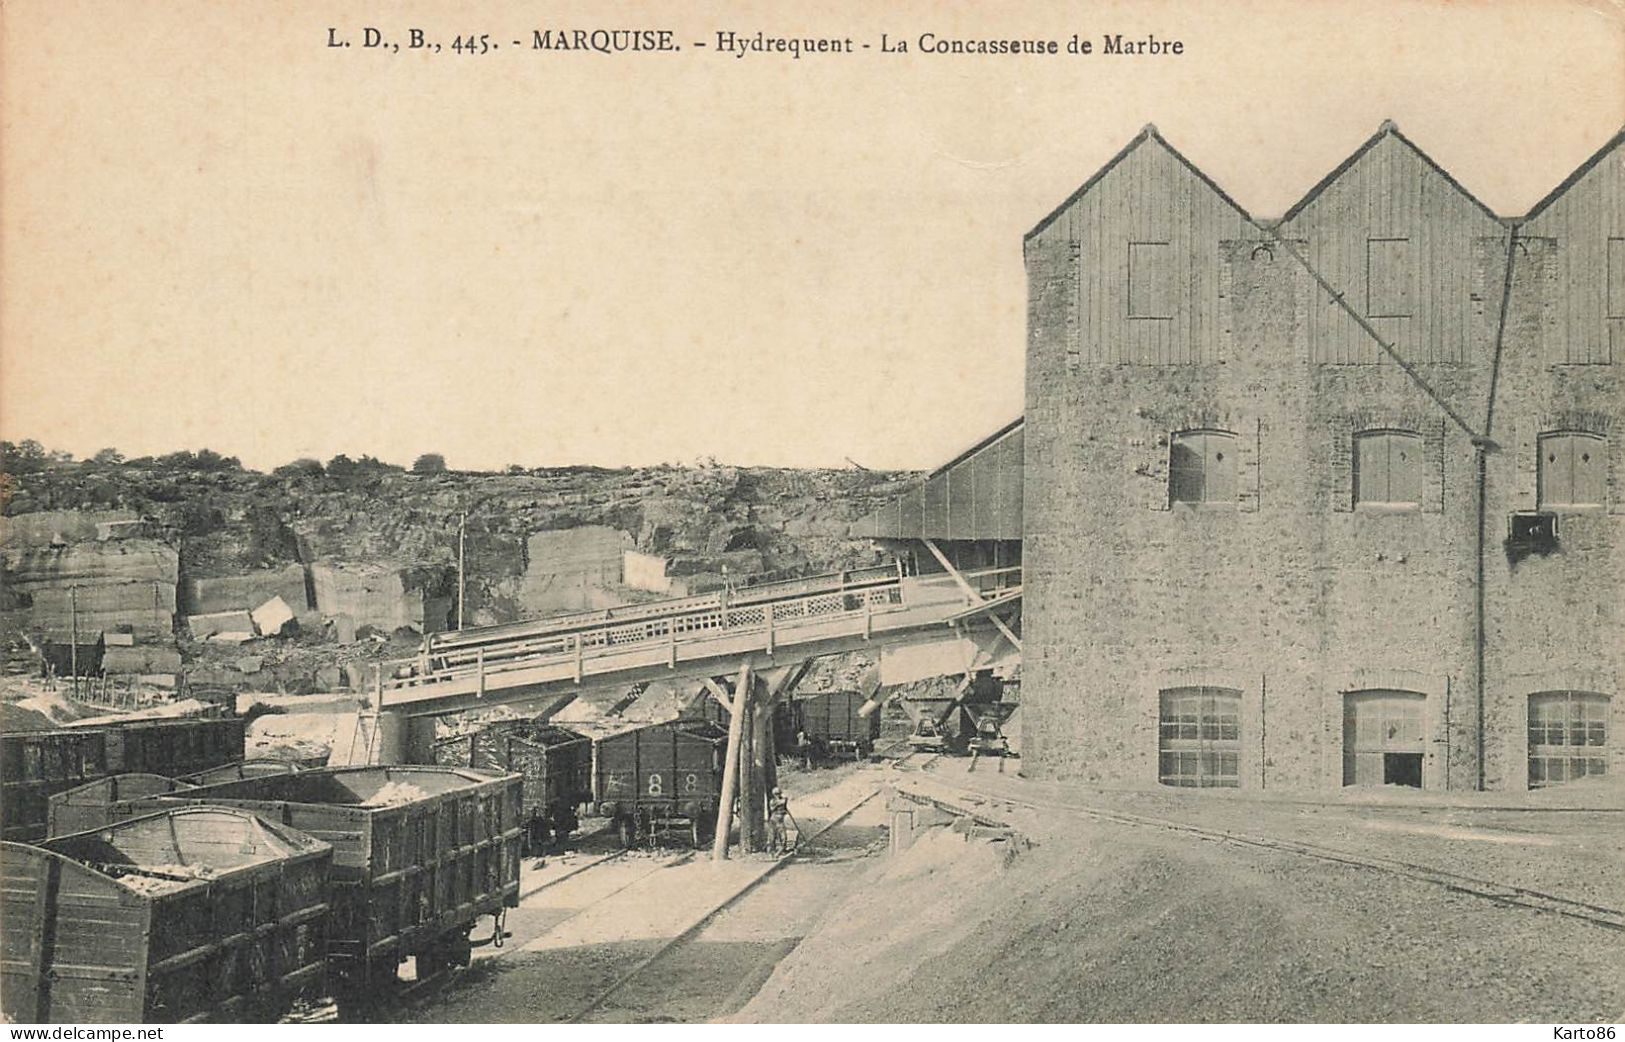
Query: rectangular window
[[1609, 237, 1625, 319], [1128, 242, 1174, 319], [1538, 431, 1607, 509], [1366, 237, 1414, 318], [1169, 429, 1238, 506], [1528, 691, 1610, 788], [1355, 430, 1424, 508], [1159, 686, 1241, 788]]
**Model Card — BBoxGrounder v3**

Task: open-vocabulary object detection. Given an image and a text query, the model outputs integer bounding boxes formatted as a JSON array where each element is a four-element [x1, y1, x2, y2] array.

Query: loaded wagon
[[179, 758, 301, 785], [590, 721, 726, 848], [0, 718, 246, 842], [47, 773, 197, 837], [1, 729, 112, 841], [433, 723, 590, 850], [1, 807, 331, 1024], [149, 765, 522, 1014], [107, 717, 246, 779], [792, 690, 880, 761]]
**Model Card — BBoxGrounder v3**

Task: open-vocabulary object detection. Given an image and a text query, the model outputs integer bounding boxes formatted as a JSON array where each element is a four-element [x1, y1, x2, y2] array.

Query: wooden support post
[[704, 676, 736, 716], [476, 648, 486, 699], [712, 660, 751, 861], [765, 603, 775, 655], [923, 538, 983, 604], [738, 674, 760, 853], [988, 610, 1022, 652], [573, 633, 583, 683], [668, 621, 677, 667], [750, 695, 773, 848]]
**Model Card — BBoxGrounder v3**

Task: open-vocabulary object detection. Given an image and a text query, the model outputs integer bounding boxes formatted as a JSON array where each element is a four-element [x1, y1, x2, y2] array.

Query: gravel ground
[[929, 759, 1625, 910], [737, 766, 1625, 1023]]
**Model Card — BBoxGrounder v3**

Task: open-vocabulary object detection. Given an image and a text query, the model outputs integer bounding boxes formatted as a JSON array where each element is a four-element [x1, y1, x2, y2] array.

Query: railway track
[[564, 785, 884, 1023], [914, 776, 1625, 933]]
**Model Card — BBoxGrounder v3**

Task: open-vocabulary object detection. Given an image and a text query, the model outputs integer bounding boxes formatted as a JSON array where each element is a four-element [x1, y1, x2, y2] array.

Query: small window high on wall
[[1528, 691, 1609, 788], [1355, 429, 1424, 508], [1169, 430, 1238, 506], [1159, 686, 1241, 788], [1538, 431, 1607, 509], [1128, 241, 1174, 319], [1367, 237, 1414, 319]]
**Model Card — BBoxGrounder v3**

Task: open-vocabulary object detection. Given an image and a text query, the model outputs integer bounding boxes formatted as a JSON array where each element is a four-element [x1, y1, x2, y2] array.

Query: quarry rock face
[[183, 564, 309, 615], [2, 539, 179, 641]]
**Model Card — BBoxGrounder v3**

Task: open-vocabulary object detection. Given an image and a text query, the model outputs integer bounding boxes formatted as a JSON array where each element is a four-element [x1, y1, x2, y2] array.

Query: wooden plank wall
[[1278, 133, 1505, 365], [1033, 137, 1258, 365], [849, 425, 1024, 540], [1525, 140, 1625, 365]]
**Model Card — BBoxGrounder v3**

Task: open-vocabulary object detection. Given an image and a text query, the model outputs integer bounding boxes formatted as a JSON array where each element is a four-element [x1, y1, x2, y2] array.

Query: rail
[[377, 562, 1020, 697]]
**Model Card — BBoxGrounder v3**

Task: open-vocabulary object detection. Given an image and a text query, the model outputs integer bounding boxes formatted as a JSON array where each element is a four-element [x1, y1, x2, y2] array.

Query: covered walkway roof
[[849, 418, 1024, 541]]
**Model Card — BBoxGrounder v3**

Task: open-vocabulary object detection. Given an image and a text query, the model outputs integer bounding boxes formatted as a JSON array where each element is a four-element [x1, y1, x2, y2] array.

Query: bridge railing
[[423, 561, 905, 656], [376, 562, 1020, 696], [379, 562, 924, 692]]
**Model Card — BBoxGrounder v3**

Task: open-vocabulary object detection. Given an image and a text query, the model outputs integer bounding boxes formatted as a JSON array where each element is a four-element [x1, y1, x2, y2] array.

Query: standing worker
[[795, 728, 812, 770], [767, 786, 791, 855]]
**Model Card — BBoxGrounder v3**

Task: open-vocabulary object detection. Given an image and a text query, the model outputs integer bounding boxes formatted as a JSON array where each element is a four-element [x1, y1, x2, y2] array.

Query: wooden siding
[[1523, 135, 1625, 365], [849, 423, 1023, 540], [1278, 132, 1506, 365], [1031, 134, 1259, 365]]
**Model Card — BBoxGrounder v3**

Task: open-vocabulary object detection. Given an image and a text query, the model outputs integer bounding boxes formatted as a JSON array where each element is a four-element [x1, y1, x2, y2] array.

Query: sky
[[2, 0, 1622, 473]]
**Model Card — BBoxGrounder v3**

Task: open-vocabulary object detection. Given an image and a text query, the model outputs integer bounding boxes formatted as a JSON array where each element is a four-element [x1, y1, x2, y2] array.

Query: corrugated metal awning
[[849, 418, 1023, 540]]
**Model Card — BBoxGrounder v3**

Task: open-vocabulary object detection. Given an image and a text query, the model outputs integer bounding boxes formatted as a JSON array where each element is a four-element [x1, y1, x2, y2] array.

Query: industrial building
[[860, 122, 1622, 792]]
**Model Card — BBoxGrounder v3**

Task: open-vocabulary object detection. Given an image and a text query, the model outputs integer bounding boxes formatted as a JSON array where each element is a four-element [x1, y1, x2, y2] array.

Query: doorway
[[1343, 690, 1426, 787], [1382, 752, 1423, 788]]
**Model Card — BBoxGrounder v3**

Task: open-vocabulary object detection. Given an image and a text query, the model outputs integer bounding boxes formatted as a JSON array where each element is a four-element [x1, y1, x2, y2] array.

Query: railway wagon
[[180, 758, 301, 785], [0, 718, 246, 842], [47, 773, 197, 837], [591, 721, 727, 847], [433, 724, 590, 850], [150, 765, 522, 1010], [107, 717, 246, 778], [1, 729, 113, 842], [793, 690, 881, 760], [1, 807, 331, 1024]]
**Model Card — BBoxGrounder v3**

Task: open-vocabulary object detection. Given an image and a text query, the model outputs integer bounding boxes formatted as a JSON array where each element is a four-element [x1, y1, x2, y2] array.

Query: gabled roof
[[1025, 124, 1253, 242], [1522, 125, 1625, 223], [1278, 120, 1503, 226]]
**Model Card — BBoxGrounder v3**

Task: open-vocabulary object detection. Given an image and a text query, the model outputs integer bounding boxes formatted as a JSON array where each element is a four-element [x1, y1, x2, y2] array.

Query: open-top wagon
[[433, 722, 590, 850], [1, 806, 331, 1024], [148, 765, 522, 1014], [590, 721, 727, 848]]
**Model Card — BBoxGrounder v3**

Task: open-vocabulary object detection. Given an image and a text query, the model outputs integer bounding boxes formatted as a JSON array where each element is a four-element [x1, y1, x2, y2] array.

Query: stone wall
[[1020, 126, 1622, 791]]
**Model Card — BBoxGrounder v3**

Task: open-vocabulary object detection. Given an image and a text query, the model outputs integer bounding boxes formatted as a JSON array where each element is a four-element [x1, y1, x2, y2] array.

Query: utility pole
[[68, 585, 79, 699], [457, 511, 467, 630]]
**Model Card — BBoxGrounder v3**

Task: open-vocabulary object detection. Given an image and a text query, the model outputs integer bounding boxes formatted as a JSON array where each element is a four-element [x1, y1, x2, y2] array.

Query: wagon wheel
[[415, 943, 447, 982], [445, 929, 473, 969], [690, 817, 703, 849]]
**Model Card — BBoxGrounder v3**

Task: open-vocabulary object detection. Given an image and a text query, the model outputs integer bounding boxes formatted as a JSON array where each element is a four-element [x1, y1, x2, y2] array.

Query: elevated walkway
[[371, 562, 1020, 717]]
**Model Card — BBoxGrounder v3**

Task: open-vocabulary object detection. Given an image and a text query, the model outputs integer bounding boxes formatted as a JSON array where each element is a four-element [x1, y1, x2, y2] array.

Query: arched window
[[1169, 430, 1237, 506], [1528, 691, 1609, 788], [1538, 432, 1606, 509], [1158, 686, 1241, 787], [1354, 429, 1424, 508]]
